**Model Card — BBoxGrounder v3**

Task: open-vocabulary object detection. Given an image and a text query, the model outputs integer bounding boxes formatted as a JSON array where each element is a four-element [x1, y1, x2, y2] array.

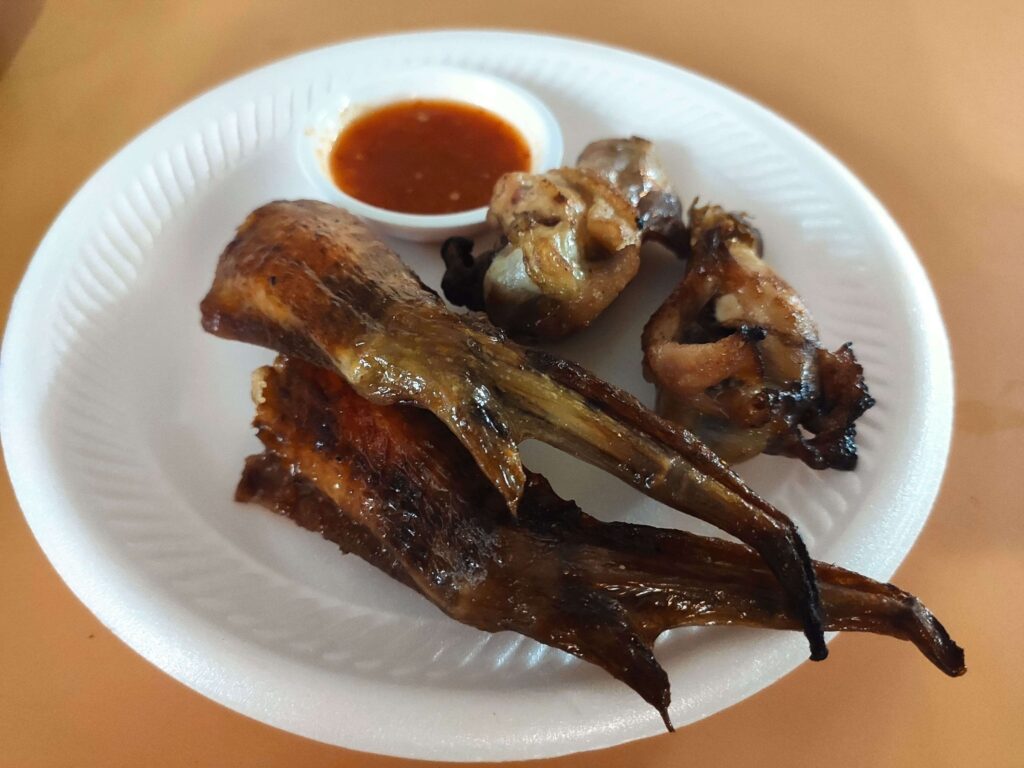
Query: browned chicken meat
[[441, 137, 688, 339], [442, 167, 640, 338], [643, 204, 875, 469], [201, 200, 829, 658], [577, 136, 689, 253], [238, 355, 964, 729]]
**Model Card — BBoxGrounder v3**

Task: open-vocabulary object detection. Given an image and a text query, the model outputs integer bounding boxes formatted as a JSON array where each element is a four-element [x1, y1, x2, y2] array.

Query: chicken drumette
[[643, 203, 874, 469], [441, 137, 687, 339]]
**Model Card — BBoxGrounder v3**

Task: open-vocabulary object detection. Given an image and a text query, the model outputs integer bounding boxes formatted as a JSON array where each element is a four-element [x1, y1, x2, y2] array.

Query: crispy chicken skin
[[238, 356, 965, 729], [201, 200, 829, 658], [643, 204, 874, 468]]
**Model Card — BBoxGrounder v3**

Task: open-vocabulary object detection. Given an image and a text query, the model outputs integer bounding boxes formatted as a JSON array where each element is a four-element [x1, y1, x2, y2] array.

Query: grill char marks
[[237, 357, 965, 728]]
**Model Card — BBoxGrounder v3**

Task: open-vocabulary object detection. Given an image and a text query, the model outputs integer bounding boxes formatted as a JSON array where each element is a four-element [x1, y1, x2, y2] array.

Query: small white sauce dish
[[299, 67, 563, 242]]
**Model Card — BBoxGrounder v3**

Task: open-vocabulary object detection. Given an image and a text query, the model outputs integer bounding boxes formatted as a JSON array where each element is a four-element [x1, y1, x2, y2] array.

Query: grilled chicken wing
[[201, 200, 828, 658], [643, 204, 874, 468], [441, 137, 688, 339], [239, 356, 965, 728]]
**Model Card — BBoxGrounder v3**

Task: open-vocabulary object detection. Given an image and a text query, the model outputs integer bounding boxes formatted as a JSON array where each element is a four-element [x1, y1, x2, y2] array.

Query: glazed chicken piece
[[201, 200, 828, 658], [643, 204, 875, 468], [238, 356, 965, 729], [441, 137, 688, 339], [441, 167, 640, 338], [576, 136, 689, 254]]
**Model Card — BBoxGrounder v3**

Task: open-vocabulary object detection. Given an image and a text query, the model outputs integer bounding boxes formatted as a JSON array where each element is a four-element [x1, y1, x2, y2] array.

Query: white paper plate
[[0, 31, 952, 761]]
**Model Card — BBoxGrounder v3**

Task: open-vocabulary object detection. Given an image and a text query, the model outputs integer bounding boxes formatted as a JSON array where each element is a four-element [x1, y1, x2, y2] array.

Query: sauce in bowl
[[329, 99, 531, 215]]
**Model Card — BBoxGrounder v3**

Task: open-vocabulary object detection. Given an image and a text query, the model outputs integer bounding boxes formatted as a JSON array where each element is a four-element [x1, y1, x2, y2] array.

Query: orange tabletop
[[2, 2, 1021, 766]]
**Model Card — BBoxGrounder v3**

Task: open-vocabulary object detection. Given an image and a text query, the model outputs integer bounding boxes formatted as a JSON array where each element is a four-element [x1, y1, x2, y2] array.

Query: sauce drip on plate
[[329, 99, 531, 215]]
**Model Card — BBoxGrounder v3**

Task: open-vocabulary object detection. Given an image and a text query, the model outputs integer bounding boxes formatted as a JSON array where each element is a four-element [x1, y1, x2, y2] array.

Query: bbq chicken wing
[[642, 203, 874, 468], [238, 356, 964, 729], [441, 137, 689, 339]]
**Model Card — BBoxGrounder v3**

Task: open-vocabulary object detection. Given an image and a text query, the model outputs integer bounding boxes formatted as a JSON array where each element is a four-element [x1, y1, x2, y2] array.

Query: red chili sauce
[[329, 99, 531, 215]]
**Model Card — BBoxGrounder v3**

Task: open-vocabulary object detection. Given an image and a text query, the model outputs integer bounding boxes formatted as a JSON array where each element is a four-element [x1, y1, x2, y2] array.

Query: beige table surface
[[2, 2, 1022, 766]]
